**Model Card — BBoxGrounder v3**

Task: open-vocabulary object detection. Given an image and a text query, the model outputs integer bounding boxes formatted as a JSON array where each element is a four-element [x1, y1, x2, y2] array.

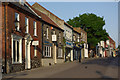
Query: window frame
[[58, 48, 63, 58], [44, 46, 51, 57], [11, 34, 22, 64], [33, 21, 37, 36], [15, 12, 20, 31], [25, 17, 29, 33]]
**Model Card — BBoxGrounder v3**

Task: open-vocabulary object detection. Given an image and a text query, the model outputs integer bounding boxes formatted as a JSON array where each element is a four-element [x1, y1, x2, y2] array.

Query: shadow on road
[[81, 57, 120, 67], [96, 70, 112, 78]]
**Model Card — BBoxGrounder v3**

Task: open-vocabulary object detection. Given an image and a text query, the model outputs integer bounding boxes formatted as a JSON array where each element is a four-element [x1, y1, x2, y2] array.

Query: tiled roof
[[73, 28, 81, 34], [32, 7, 63, 31], [64, 22, 73, 29], [32, 2, 64, 21], [10, 2, 37, 16]]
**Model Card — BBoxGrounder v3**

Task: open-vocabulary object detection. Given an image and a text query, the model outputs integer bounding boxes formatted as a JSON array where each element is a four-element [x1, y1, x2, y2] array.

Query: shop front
[[65, 41, 73, 62]]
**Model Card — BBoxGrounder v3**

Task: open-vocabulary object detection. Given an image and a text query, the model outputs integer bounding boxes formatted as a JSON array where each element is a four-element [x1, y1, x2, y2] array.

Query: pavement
[[1, 57, 120, 79]]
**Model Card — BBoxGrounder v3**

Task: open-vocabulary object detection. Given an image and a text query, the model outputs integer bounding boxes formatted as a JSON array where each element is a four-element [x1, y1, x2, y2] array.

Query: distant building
[[73, 27, 88, 59]]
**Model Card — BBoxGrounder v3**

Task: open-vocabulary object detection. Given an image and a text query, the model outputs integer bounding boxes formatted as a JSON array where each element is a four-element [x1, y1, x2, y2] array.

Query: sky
[[29, 2, 118, 47]]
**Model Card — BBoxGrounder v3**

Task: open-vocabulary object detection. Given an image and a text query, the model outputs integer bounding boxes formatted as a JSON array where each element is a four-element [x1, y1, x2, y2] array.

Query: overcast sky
[[29, 2, 118, 47]]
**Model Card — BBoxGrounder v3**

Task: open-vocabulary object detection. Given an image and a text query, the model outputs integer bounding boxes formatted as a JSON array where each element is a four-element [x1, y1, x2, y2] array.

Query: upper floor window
[[33, 21, 37, 36], [15, 13, 20, 31], [73, 35, 76, 41], [25, 17, 29, 33], [77, 36, 80, 42], [59, 32, 61, 43], [46, 27, 49, 39]]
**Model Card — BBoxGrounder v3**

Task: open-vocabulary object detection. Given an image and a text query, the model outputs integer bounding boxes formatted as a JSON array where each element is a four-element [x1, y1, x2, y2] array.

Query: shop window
[[58, 48, 63, 58], [45, 46, 51, 57]]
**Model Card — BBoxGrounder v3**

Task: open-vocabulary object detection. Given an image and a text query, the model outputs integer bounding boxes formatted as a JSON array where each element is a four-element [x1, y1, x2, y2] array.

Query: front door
[[25, 40, 31, 69]]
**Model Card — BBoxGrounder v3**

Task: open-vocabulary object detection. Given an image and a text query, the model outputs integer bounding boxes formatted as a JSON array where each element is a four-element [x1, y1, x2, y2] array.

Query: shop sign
[[32, 41, 39, 46], [52, 35, 57, 41]]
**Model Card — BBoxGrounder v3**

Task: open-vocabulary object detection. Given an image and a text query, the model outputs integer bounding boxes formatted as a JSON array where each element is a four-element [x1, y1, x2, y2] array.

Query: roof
[[32, 6, 64, 31], [32, 2, 64, 21], [64, 22, 73, 29], [74, 27, 87, 35], [73, 28, 81, 34], [9, 2, 37, 17]]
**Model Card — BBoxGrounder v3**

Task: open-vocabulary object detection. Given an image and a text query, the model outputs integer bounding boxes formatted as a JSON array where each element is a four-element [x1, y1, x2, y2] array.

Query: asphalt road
[[2, 57, 120, 79]]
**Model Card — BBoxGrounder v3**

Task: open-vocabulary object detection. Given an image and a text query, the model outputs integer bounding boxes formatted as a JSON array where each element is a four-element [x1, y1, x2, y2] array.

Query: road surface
[[2, 57, 120, 79]]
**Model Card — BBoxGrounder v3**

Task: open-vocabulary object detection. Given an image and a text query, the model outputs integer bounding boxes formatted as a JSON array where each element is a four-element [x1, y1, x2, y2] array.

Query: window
[[12, 34, 22, 64], [59, 32, 61, 43], [15, 13, 20, 31], [33, 21, 37, 36], [46, 27, 49, 39], [45, 46, 51, 57], [34, 46, 37, 57], [25, 17, 29, 33], [73, 35, 76, 41], [77, 36, 80, 42], [58, 48, 63, 58]]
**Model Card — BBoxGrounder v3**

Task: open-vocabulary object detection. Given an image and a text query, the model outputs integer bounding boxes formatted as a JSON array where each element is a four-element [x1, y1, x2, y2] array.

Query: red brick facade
[[2, 2, 42, 73]]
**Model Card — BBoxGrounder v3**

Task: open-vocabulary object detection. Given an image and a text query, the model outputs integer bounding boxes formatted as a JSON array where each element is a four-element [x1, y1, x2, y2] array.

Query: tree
[[67, 13, 108, 50]]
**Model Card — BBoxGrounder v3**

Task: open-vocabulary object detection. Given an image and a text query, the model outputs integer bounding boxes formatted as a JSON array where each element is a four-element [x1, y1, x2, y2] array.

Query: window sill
[[43, 56, 52, 58], [34, 35, 38, 37], [12, 62, 22, 64]]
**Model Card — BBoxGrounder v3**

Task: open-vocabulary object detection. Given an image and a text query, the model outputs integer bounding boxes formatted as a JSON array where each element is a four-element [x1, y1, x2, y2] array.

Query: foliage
[[118, 45, 120, 50], [80, 41, 85, 44], [67, 13, 109, 49]]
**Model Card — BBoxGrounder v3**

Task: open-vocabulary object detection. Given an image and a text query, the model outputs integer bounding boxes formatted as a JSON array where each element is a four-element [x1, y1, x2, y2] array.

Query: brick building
[[32, 5, 64, 66], [2, 2, 42, 73], [105, 36, 116, 57]]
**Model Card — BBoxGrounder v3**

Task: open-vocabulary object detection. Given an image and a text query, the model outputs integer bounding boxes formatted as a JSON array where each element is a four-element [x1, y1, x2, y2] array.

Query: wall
[[2, 3, 42, 73]]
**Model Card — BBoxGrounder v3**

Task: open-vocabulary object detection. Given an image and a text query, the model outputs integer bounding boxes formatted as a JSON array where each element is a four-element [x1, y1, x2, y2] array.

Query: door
[[25, 40, 31, 69]]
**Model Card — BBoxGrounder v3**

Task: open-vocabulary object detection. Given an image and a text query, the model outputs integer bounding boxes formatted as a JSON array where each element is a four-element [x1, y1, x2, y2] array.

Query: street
[[2, 57, 119, 79]]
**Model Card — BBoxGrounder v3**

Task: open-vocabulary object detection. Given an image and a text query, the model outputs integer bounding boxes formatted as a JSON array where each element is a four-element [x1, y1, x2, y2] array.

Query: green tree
[[67, 13, 108, 50]]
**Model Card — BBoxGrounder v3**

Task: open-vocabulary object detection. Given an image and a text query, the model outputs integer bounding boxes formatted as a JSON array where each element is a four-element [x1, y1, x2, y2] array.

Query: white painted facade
[[64, 23, 73, 61]]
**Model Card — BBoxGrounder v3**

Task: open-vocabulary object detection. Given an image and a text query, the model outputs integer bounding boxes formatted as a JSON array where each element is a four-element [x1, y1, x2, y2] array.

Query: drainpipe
[[42, 22, 44, 58], [4, 3, 7, 74]]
